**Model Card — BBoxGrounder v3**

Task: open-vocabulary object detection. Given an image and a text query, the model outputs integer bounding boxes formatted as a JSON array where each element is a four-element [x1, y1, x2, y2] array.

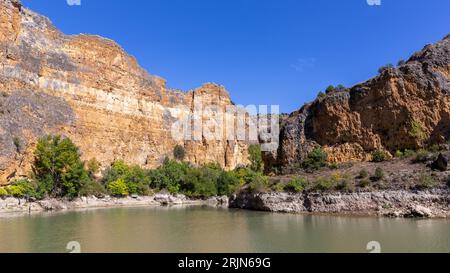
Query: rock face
[[230, 189, 450, 218], [272, 35, 450, 169], [0, 0, 250, 183]]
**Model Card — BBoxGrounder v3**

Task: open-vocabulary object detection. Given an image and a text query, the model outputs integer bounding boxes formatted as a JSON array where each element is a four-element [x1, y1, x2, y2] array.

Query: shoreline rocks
[[229, 189, 450, 218], [0, 194, 229, 216]]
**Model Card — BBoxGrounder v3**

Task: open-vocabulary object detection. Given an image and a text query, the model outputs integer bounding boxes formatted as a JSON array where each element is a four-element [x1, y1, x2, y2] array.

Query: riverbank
[[0, 194, 229, 216], [230, 189, 450, 218], [1, 189, 449, 218]]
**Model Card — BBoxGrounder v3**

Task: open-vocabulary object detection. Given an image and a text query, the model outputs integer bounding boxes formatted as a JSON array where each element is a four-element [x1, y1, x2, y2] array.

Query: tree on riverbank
[[33, 136, 91, 198]]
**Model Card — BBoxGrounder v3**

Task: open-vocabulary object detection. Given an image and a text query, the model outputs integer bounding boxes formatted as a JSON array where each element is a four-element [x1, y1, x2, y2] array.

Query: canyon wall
[[270, 34, 450, 170], [0, 0, 251, 184]]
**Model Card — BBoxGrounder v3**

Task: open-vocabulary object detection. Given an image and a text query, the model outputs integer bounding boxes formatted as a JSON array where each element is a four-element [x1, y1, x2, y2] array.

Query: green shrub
[[317, 91, 326, 99], [403, 149, 416, 158], [273, 182, 284, 193], [325, 85, 335, 94], [148, 160, 190, 194], [335, 180, 350, 191], [173, 145, 186, 161], [247, 174, 269, 193], [359, 179, 370, 188], [103, 160, 151, 195], [0, 187, 8, 198], [284, 177, 307, 193], [107, 178, 129, 197], [302, 148, 328, 172], [182, 165, 220, 198], [409, 120, 427, 142], [359, 169, 369, 179], [79, 180, 106, 197], [413, 149, 430, 163], [248, 144, 264, 173], [311, 177, 334, 192], [33, 135, 91, 198], [373, 167, 385, 181], [336, 84, 346, 91], [328, 163, 339, 170], [428, 144, 441, 153], [372, 150, 387, 162], [416, 173, 437, 190], [6, 179, 36, 198], [378, 64, 394, 74], [217, 171, 240, 196], [394, 150, 404, 158]]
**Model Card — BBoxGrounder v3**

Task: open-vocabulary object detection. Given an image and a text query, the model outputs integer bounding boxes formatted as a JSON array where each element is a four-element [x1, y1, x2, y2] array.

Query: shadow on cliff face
[[0, 90, 75, 172]]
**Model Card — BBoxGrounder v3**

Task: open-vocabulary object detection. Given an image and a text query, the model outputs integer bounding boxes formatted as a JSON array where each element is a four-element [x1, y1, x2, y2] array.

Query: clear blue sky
[[22, 0, 450, 113]]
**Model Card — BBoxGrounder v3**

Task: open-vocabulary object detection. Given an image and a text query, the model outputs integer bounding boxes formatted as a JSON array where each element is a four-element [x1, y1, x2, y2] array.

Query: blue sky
[[22, 0, 450, 113]]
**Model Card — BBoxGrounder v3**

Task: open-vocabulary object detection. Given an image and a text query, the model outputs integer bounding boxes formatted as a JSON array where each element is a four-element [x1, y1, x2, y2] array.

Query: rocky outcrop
[[0, 194, 229, 215], [230, 189, 450, 218], [272, 35, 450, 169], [0, 0, 251, 183]]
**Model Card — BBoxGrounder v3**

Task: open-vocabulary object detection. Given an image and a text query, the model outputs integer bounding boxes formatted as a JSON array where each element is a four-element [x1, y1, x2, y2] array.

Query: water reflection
[[0, 207, 449, 253]]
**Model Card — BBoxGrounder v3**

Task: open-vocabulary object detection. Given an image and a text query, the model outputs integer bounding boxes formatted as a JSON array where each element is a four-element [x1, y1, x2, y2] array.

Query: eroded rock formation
[[272, 35, 450, 169], [0, 0, 251, 183]]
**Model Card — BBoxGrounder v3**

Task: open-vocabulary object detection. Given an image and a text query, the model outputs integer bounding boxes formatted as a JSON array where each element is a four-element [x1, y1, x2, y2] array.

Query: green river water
[[0, 206, 449, 253]]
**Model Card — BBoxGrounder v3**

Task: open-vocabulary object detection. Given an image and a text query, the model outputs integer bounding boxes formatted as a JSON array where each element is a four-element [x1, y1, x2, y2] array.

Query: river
[[0, 206, 449, 253]]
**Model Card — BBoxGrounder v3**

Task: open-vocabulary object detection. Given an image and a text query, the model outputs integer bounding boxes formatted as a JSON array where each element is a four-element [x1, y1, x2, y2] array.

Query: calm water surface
[[0, 206, 449, 253]]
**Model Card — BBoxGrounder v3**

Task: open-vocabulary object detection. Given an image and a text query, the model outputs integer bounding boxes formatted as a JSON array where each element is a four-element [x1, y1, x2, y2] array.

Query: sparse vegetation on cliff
[[173, 145, 186, 161], [378, 63, 394, 74]]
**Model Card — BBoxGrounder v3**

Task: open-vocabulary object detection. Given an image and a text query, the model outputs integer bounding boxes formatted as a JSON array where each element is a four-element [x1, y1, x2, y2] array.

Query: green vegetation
[[103, 160, 151, 196], [107, 178, 129, 197], [0, 187, 7, 198], [325, 85, 335, 94], [359, 169, 369, 179], [284, 177, 308, 193], [301, 147, 328, 172], [173, 145, 186, 161], [33, 136, 91, 198], [4, 135, 254, 200], [378, 63, 394, 74], [336, 84, 346, 91], [373, 167, 385, 181], [248, 144, 264, 173], [317, 91, 326, 99], [372, 150, 387, 162], [359, 179, 370, 188], [413, 149, 430, 163], [311, 172, 352, 192], [6, 179, 37, 198], [394, 150, 404, 158], [416, 173, 437, 190], [409, 120, 427, 142], [13, 137, 21, 153]]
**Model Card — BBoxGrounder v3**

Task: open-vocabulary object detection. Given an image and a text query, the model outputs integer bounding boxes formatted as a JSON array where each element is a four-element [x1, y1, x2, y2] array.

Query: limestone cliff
[[0, 0, 250, 183], [272, 35, 450, 170]]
